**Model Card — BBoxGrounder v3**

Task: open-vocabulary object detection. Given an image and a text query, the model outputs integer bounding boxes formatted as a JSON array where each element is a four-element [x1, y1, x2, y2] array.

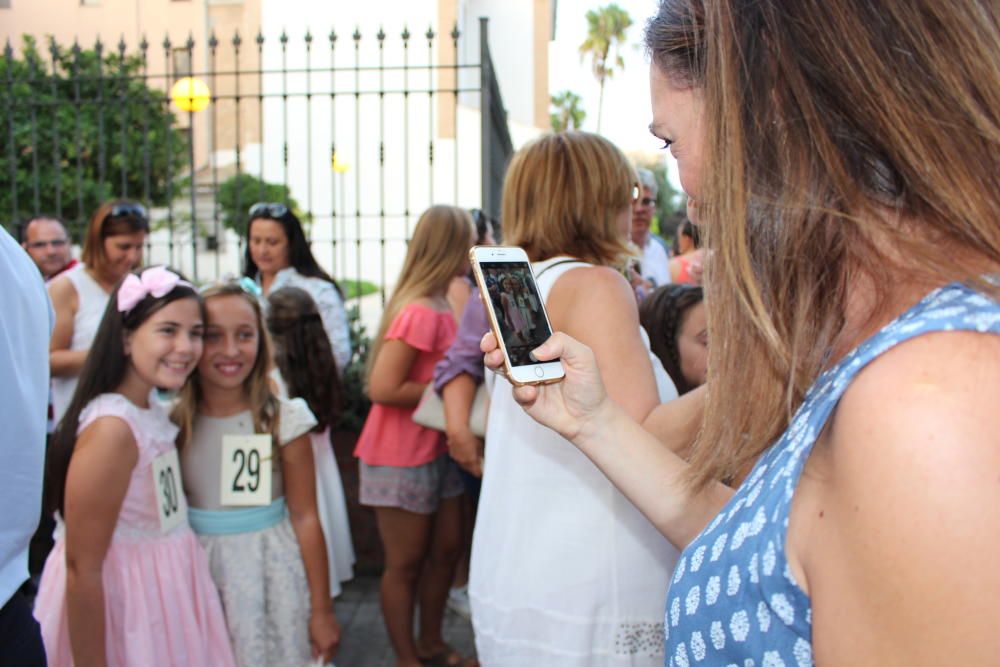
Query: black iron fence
[[1, 18, 513, 301]]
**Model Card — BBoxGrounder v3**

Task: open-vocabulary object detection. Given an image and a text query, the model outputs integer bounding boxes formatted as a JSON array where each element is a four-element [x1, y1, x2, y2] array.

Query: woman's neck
[[198, 385, 251, 418], [87, 266, 119, 293], [116, 369, 152, 409]]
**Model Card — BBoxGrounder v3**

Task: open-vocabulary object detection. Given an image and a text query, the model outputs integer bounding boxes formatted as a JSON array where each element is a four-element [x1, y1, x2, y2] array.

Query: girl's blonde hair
[[172, 283, 280, 448], [645, 0, 1000, 489], [366, 205, 474, 382], [501, 131, 634, 266]]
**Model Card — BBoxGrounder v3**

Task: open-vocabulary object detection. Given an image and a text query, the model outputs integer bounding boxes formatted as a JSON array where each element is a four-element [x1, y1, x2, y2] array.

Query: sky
[[548, 0, 682, 192]]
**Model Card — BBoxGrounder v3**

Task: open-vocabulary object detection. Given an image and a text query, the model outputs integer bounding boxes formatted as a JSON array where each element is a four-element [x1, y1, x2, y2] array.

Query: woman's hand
[[309, 606, 341, 663], [447, 428, 484, 477], [481, 331, 613, 443]]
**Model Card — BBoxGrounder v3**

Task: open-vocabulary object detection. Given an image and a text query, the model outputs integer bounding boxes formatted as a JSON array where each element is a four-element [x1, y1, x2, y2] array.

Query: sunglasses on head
[[248, 202, 289, 219], [106, 202, 149, 222]]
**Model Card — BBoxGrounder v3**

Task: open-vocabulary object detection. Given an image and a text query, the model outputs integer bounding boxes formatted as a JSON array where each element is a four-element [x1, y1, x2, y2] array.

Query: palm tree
[[550, 90, 587, 132], [578, 4, 633, 133]]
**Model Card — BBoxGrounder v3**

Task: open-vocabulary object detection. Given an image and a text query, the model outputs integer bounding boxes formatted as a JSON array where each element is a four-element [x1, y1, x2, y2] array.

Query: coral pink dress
[[354, 303, 457, 467], [34, 393, 236, 667]]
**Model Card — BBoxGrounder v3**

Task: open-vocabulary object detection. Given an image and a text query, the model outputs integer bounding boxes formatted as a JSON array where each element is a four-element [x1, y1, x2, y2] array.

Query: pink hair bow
[[117, 266, 193, 314]]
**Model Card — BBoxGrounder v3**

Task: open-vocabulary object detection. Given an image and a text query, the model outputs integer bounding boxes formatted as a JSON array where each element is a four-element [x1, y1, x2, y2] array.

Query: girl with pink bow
[[34, 266, 236, 667]]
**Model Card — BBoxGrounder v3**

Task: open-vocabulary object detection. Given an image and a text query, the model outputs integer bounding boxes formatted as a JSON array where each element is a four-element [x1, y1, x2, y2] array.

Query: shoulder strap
[[535, 258, 588, 279]]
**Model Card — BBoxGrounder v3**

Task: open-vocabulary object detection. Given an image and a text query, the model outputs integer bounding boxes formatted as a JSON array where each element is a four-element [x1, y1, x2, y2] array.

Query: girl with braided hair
[[639, 284, 707, 395]]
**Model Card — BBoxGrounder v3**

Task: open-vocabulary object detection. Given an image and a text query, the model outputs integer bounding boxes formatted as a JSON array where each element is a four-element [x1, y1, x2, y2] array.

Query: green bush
[[336, 304, 372, 432], [216, 173, 301, 237]]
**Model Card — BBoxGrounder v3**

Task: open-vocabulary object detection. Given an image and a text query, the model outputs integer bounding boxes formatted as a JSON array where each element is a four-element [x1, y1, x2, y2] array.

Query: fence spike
[[353, 27, 362, 42], [4, 39, 12, 60], [426, 26, 435, 42], [279, 30, 288, 45], [94, 35, 104, 54], [451, 21, 460, 43], [139, 35, 149, 53], [255, 30, 264, 47], [208, 31, 219, 50], [232, 30, 242, 49], [118, 34, 127, 56], [305, 30, 313, 45], [329, 29, 337, 45], [401, 26, 411, 42], [162, 34, 172, 51], [186, 32, 195, 51], [377, 27, 386, 42]]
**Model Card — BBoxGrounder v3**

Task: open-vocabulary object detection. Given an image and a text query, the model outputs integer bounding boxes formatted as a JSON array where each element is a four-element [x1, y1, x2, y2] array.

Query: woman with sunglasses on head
[[48, 201, 149, 428], [242, 203, 351, 373]]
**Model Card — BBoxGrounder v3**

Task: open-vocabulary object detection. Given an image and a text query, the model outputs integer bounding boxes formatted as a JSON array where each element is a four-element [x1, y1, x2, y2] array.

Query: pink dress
[[354, 303, 457, 466], [34, 393, 236, 667]]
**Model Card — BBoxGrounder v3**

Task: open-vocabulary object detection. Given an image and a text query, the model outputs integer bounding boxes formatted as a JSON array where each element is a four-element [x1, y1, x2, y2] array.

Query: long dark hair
[[266, 286, 342, 433], [242, 208, 342, 295], [639, 284, 704, 395], [45, 268, 202, 516]]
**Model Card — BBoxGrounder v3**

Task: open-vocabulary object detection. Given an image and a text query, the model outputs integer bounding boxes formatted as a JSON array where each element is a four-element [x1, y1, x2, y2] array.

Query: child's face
[[125, 297, 204, 391], [199, 295, 261, 393]]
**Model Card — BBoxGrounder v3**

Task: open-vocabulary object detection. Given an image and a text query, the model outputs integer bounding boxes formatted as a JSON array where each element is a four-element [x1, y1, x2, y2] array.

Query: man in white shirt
[[0, 226, 52, 666], [631, 168, 671, 288]]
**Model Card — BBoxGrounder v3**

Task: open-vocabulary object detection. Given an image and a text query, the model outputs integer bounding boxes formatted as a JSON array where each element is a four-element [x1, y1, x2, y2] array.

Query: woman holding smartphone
[[468, 131, 680, 666]]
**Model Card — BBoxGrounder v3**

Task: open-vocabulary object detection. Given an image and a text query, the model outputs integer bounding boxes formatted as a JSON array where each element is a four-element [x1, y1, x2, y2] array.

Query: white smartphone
[[469, 245, 565, 386]]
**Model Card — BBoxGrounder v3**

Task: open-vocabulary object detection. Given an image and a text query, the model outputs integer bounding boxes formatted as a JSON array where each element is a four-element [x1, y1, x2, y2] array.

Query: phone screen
[[478, 261, 553, 367]]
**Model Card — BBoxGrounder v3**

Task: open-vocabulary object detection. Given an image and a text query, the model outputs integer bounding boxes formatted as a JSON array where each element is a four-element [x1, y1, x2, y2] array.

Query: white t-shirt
[[639, 235, 671, 287], [0, 228, 53, 605]]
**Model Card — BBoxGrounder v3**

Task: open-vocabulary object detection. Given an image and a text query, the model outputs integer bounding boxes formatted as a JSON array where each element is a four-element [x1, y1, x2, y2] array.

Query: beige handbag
[[412, 383, 488, 438]]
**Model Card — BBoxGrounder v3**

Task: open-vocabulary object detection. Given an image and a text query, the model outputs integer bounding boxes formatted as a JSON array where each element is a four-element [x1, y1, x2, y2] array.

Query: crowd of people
[[2, 0, 999, 666]]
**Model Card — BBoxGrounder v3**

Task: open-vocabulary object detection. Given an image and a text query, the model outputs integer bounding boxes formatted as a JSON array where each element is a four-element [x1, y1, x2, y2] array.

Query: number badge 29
[[220, 434, 273, 506], [151, 449, 187, 533]]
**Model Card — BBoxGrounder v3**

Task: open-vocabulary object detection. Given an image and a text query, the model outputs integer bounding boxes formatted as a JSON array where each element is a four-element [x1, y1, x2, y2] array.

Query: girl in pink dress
[[354, 206, 477, 667], [35, 266, 235, 667]]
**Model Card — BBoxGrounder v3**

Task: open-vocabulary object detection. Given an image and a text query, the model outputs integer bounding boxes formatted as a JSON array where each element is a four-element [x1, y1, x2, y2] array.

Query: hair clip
[[238, 276, 263, 298], [117, 266, 193, 314]]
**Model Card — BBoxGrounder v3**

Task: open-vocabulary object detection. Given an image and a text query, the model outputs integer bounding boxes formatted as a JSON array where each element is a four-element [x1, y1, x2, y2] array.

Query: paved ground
[[335, 575, 477, 667]]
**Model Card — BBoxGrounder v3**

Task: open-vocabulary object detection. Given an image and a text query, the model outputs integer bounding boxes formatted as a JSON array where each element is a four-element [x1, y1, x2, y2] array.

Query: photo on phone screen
[[479, 262, 552, 366]]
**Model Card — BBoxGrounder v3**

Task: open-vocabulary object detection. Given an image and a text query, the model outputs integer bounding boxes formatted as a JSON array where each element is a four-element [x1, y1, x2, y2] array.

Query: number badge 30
[[151, 449, 187, 533], [220, 434, 273, 507]]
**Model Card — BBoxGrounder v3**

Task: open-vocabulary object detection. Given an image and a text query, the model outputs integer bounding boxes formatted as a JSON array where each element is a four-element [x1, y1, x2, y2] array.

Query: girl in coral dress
[[35, 266, 235, 667]]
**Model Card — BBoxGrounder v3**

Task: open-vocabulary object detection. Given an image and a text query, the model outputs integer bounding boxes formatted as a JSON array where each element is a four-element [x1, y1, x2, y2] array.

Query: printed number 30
[[159, 467, 179, 516], [231, 449, 261, 493]]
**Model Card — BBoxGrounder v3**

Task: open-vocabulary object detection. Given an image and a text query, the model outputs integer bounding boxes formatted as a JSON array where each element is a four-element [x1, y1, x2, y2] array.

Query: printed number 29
[[159, 467, 179, 517], [231, 448, 261, 493]]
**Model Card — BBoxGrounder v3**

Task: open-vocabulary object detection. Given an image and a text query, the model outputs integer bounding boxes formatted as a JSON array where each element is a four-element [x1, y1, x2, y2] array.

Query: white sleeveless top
[[51, 265, 110, 427], [469, 257, 680, 666]]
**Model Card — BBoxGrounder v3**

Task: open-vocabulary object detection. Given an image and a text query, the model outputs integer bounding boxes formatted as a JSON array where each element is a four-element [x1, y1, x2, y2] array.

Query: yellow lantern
[[170, 77, 211, 112]]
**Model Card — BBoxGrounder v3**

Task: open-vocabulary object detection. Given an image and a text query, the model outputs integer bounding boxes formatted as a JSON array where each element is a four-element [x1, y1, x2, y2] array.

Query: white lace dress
[[469, 258, 681, 666], [181, 398, 319, 667]]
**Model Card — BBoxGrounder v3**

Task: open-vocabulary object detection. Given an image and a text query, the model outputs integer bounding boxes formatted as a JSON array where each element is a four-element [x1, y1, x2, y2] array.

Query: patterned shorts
[[359, 454, 465, 514]]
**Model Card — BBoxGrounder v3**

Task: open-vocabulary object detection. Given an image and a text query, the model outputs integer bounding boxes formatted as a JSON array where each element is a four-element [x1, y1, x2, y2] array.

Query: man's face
[[23, 218, 71, 278], [630, 186, 655, 244]]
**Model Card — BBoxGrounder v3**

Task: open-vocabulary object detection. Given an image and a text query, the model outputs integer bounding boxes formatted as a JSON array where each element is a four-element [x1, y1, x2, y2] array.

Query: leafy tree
[[550, 90, 587, 132], [0, 36, 188, 235], [578, 4, 633, 133], [216, 173, 299, 237]]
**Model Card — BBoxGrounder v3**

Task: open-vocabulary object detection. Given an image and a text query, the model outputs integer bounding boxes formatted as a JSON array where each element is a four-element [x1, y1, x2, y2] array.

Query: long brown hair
[[46, 268, 201, 516], [645, 0, 1000, 489], [365, 205, 474, 382], [172, 283, 280, 449], [267, 286, 342, 432], [501, 131, 634, 266]]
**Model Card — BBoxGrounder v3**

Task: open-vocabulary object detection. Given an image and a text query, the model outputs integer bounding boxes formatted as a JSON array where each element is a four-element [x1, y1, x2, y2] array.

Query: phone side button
[[534, 366, 544, 377]]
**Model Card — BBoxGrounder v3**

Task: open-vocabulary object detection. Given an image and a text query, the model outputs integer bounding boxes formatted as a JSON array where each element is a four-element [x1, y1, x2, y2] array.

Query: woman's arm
[[48, 275, 88, 377], [282, 435, 340, 662], [310, 280, 352, 375], [800, 330, 1000, 665], [63, 417, 138, 667], [442, 373, 484, 477], [366, 339, 425, 408]]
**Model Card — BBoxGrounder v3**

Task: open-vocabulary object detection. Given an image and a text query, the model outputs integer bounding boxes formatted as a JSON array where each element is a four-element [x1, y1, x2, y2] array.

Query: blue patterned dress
[[665, 281, 1000, 667]]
